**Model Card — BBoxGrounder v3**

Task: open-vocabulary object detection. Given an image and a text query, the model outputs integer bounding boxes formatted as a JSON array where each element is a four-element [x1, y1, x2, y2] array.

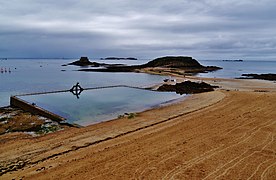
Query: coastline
[[1, 75, 276, 179]]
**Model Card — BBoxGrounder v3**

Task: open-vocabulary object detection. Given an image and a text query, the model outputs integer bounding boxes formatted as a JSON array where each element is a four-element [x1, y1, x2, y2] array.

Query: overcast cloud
[[0, 0, 276, 60]]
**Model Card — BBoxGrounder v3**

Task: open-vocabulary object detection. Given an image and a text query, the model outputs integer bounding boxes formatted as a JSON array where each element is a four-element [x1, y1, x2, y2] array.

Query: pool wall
[[9, 85, 160, 124], [10, 96, 66, 122]]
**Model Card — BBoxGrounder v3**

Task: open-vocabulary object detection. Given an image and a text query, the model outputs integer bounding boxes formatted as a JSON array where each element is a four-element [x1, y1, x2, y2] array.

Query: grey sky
[[0, 0, 276, 60]]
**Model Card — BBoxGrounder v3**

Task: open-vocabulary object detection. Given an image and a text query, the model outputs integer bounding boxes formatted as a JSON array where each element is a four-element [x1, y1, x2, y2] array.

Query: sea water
[[0, 58, 163, 106], [1, 58, 275, 125], [19, 87, 182, 126], [1, 58, 184, 126], [1, 59, 275, 107], [197, 60, 276, 78]]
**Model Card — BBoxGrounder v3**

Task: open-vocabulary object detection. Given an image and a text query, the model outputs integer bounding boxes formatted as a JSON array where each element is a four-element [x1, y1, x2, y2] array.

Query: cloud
[[0, 0, 276, 60]]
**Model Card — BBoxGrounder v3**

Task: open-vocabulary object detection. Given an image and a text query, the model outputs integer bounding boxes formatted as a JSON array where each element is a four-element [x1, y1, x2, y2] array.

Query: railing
[[14, 84, 156, 97]]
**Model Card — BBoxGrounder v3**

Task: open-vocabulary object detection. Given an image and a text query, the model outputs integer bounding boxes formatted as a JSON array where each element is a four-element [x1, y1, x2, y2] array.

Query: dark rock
[[142, 56, 222, 72], [126, 57, 138, 60], [103, 57, 137, 60], [240, 73, 276, 81], [143, 56, 202, 68], [157, 81, 219, 94], [79, 57, 90, 63], [79, 65, 140, 72], [77, 56, 221, 74], [223, 59, 243, 62], [68, 57, 105, 67]]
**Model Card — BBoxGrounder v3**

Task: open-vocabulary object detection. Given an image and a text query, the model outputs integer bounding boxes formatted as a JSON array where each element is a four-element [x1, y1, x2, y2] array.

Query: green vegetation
[[36, 124, 61, 135], [117, 113, 137, 119], [127, 113, 137, 119], [117, 114, 125, 119]]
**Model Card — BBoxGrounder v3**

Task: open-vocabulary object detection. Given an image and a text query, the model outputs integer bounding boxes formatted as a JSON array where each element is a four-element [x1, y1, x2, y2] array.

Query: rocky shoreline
[[0, 107, 66, 136]]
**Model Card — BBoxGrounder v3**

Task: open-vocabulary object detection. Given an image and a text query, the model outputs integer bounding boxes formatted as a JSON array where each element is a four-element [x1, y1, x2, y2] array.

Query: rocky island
[[77, 56, 222, 75], [67, 57, 106, 67]]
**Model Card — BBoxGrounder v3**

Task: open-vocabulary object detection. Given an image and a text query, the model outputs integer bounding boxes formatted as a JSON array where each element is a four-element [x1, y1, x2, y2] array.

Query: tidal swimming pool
[[19, 87, 184, 126]]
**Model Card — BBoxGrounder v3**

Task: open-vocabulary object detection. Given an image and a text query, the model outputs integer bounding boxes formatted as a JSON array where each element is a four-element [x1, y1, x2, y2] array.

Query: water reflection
[[19, 87, 184, 126]]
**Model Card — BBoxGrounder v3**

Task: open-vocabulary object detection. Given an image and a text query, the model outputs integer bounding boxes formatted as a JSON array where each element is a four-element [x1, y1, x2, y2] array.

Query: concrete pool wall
[[9, 83, 186, 127], [10, 96, 66, 122], [9, 85, 155, 124]]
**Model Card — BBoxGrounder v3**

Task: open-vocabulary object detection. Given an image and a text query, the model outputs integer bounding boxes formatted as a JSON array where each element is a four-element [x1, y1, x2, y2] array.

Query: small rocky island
[[223, 59, 243, 62], [74, 56, 222, 75], [101, 57, 137, 60], [157, 81, 219, 94], [240, 73, 276, 81], [67, 57, 106, 67]]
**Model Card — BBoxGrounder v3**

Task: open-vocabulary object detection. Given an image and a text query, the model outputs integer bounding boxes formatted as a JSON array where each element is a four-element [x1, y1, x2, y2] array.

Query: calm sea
[[0, 58, 160, 106], [1, 58, 275, 125], [1, 58, 275, 107], [19, 87, 182, 126], [197, 60, 276, 78]]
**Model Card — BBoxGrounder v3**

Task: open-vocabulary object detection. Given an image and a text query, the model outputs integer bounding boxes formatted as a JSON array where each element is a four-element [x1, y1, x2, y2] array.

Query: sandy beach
[[0, 77, 276, 179]]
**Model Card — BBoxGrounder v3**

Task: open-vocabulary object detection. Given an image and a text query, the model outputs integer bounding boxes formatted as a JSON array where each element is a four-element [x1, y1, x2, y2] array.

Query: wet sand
[[0, 77, 275, 179]]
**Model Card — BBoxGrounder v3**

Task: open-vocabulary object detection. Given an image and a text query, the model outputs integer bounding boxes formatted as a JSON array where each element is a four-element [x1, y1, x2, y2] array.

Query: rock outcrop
[[240, 73, 276, 81], [68, 57, 105, 67], [157, 81, 219, 94], [142, 56, 202, 68]]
